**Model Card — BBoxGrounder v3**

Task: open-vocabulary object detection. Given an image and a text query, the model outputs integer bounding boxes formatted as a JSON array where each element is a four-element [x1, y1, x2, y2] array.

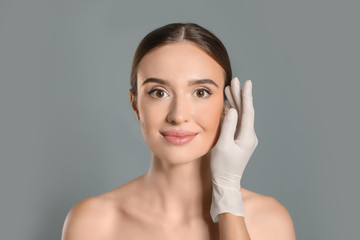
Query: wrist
[[212, 175, 241, 191], [210, 181, 245, 223]]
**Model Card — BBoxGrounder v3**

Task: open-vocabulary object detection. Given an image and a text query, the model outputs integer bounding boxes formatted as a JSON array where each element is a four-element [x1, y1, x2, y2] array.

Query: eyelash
[[147, 88, 213, 99]]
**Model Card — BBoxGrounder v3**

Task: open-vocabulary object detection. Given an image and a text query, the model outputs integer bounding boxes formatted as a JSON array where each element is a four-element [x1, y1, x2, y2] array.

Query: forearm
[[219, 213, 250, 240]]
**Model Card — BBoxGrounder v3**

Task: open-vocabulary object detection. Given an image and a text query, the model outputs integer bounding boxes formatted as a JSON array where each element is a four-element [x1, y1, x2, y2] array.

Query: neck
[[142, 151, 213, 223]]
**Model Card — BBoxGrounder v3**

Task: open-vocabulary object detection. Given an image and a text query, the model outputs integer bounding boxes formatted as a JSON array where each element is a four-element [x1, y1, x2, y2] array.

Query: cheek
[[198, 107, 221, 129], [195, 98, 224, 149], [138, 101, 164, 131], [195, 99, 223, 132]]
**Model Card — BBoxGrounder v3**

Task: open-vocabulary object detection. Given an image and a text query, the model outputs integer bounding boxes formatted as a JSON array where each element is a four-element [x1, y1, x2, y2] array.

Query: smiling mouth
[[161, 133, 198, 145]]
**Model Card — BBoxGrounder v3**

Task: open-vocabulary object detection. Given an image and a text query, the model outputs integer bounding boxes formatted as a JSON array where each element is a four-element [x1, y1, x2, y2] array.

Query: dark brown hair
[[130, 23, 232, 100]]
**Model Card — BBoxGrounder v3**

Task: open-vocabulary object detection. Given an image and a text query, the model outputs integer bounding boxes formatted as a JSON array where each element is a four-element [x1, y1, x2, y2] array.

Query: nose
[[166, 94, 191, 125]]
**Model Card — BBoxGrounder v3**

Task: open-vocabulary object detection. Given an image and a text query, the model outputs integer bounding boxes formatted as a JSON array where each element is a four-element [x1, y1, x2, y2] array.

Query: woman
[[62, 23, 296, 239]]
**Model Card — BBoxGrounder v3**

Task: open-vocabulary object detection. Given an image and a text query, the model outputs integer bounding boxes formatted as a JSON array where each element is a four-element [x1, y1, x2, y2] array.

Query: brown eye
[[148, 89, 168, 98], [194, 88, 212, 98], [155, 90, 164, 98]]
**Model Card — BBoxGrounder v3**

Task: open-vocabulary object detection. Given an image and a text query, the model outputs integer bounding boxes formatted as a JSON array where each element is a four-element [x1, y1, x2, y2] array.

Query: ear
[[221, 99, 230, 121], [129, 89, 139, 119], [220, 99, 227, 122]]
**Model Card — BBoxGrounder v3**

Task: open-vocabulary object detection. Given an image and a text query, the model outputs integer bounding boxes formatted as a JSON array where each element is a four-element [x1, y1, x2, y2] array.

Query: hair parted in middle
[[130, 22, 232, 102]]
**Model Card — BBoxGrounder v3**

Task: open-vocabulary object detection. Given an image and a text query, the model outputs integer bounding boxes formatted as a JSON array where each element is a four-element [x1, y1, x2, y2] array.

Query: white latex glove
[[210, 77, 258, 223]]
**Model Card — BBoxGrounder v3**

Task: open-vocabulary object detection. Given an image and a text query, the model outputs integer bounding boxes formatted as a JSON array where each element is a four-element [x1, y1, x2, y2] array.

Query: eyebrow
[[141, 77, 219, 88]]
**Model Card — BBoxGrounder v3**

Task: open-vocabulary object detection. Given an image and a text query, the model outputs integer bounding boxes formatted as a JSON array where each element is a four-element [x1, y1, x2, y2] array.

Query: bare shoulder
[[242, 188, 296, 240], [61, 195, 118, 240], [61, 178, 142, 240]]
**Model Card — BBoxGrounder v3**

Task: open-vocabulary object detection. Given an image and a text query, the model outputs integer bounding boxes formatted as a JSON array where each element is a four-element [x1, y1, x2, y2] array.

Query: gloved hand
[[210, 77, 258, 223]]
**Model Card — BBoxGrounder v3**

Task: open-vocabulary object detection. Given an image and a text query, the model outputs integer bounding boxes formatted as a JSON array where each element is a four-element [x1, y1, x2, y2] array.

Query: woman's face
[[130, 42, 226, 164]]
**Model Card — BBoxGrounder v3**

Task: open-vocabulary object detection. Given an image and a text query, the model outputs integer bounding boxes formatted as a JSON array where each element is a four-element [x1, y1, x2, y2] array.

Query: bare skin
[[62, 42, 296, 240], [62, 177, 295, 239]]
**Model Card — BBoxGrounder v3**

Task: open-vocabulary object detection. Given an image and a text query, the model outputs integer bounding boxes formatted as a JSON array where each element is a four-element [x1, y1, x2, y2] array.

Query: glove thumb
[[217, 108, 238, 146]]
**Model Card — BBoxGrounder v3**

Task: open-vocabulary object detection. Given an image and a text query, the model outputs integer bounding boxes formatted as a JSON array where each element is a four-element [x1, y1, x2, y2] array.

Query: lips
[[160, 129, 198, 145], [160, 129, 197, 137]]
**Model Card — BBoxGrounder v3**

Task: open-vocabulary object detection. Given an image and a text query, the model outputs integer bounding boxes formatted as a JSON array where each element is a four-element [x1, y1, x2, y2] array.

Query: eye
[[194, 88, 212, 98], [147, 88, 213, 99], [148, 88, 169, 98]]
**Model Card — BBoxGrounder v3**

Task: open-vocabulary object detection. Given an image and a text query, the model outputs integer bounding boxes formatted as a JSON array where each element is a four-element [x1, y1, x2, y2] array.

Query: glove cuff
[[210, 181, 245, 223]]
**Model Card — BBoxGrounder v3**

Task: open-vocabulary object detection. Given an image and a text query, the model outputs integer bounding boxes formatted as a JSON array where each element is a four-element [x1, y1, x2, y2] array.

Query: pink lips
[[160, 130, 198, 145]]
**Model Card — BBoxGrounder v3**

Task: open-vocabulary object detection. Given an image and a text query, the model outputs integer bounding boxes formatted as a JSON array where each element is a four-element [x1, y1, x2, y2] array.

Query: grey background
[[1, 0, 359, 239]]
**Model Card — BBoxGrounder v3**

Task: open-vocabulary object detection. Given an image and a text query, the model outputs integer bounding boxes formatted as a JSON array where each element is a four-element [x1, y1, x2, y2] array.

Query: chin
[[153, 147, 207, 165], [149, 141, 211, 166]]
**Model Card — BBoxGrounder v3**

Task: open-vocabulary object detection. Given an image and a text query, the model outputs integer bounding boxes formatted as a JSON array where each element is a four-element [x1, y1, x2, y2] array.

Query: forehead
[[137, 42, 225, 87]]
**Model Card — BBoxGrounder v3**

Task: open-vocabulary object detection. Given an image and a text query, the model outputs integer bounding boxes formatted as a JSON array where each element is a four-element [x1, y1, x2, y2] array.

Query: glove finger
[[224, 92, 240, 136], [230, 77, 243, 138], [236, 80, 255, 142], [217, 108, 238, 146], [225, 86, 241, 135], [230, 77, 242, 111]]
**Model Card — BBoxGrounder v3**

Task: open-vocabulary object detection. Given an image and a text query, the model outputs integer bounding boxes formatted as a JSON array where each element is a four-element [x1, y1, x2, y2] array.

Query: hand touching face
[[210, 78, 258, 222]]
